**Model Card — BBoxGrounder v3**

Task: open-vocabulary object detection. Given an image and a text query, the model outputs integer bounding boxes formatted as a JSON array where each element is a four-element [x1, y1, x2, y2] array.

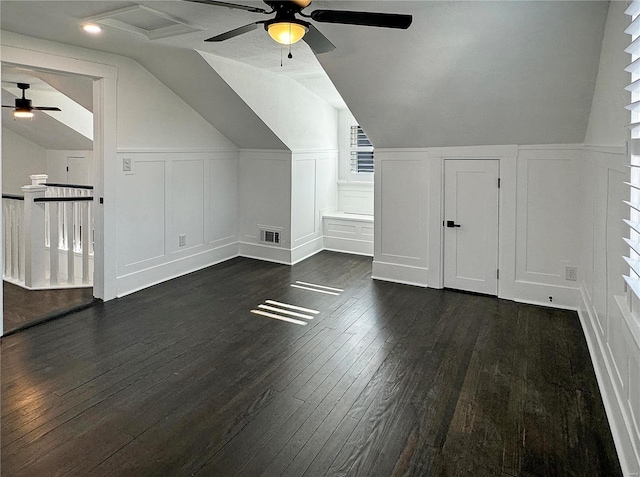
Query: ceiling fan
[[186, 0, 412, 54], [2, 83, 62, 119]]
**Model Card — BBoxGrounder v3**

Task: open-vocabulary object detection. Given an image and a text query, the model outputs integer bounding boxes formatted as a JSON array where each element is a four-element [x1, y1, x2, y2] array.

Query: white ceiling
[[0, 1, 346, 108], [0, 1, 611, 148]]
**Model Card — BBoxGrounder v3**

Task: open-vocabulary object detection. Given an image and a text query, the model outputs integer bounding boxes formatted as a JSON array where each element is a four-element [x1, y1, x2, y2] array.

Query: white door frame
[[1, 44, 118, 310], [427, 145, 518, 301]]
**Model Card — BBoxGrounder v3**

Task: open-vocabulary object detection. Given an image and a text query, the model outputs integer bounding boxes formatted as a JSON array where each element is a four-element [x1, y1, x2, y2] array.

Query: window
[[625, 1, 640, 298], [350, 125, 374, 174]]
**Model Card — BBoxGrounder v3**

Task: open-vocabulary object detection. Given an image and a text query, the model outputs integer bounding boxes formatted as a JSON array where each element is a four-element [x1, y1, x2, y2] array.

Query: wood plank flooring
[[0, 252, 622, 476], [3, 282, 95, 335]]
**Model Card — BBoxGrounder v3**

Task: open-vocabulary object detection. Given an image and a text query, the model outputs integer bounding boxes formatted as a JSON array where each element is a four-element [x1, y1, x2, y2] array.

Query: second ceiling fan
[[186, 0, 413, 54]]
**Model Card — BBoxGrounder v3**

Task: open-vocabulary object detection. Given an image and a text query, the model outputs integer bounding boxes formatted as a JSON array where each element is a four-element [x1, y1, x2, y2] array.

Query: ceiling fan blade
[[303, 24, 335, 54], [310, 10, 412, 29], [2, 105, 15, 108], [34, 107, 62, 111], [205, 22, 262, 41], [184, 0, 269, 14]]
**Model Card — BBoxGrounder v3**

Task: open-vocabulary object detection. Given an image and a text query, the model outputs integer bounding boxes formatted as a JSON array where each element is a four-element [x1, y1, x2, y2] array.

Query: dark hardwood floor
[[2, 281, 96, 335], [0, 252, 622, 476]]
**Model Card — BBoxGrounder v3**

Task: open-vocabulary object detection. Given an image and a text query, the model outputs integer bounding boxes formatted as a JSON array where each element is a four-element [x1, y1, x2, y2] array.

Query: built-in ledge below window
[[615, 294, 640, 351]]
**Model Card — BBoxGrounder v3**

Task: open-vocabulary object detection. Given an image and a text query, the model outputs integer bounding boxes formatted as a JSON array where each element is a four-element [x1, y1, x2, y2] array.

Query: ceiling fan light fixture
[[13, 109, 34, 119], [267, 21, 307, 45]]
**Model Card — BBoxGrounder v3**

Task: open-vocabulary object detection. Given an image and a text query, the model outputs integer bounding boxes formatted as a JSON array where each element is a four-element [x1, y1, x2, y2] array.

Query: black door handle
[[446, 220, 461, 228]]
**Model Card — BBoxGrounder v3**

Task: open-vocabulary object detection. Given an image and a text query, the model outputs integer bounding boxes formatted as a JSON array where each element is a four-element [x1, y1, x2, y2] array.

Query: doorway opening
[[1, 65, 97, 334]]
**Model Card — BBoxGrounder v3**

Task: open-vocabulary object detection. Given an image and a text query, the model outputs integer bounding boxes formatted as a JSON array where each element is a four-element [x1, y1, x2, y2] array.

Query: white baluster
[[18, 201, 25, 282], [49, 201, 59, 285], [3, 200, 9, 277], [11, 201, 19, 279], [82, 202, 90, 284], [66, 202, 75, 284]]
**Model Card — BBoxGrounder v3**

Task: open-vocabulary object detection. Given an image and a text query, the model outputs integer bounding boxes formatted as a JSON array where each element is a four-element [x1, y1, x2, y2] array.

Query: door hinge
[[498, 178, 501, 188], [497, 269, 500, 280], [66, 166, 69, 172]]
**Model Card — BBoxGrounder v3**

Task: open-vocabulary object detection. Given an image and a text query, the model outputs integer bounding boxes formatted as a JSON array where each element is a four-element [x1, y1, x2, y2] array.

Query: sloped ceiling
[[133, 47, 287, 150], [2, 87, 92, 151], [1, 1, 610, 149], [312, 0, 609, 148], [0, 1, 287, 150]]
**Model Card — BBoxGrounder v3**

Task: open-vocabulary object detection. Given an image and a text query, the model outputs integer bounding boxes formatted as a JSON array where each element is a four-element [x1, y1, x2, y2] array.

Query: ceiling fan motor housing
[[15, 98, 32, 111]]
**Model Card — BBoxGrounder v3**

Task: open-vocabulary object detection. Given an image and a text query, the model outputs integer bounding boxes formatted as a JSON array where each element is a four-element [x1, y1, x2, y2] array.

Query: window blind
[[350, 125, 374, 173], [625, 1, 640, 298]]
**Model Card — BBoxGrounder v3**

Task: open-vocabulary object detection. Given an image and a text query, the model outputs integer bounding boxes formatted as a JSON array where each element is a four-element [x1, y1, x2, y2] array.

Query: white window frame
[[625, 2, 640, 303], [340, 113, 374, 183], [350, 124, 374, 176]]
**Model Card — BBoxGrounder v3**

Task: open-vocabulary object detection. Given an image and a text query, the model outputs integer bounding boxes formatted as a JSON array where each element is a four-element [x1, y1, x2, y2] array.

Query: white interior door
[[67, 156, 89, 185], [443, 159, 499, 295]]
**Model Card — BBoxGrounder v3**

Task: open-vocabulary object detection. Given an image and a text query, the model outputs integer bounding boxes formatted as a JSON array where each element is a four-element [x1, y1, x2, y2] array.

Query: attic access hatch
[[80, 5, 203, 40]]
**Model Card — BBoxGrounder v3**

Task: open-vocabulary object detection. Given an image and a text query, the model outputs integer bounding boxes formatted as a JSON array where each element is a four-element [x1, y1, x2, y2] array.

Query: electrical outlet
[[179, 234, 186, 247], [123, 158, 132, 172], [566, 266, 577, 281]]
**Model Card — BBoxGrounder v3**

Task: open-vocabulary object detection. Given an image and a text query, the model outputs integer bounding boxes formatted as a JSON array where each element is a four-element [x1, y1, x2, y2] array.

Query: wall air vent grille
[[260, 229, 281, 245]]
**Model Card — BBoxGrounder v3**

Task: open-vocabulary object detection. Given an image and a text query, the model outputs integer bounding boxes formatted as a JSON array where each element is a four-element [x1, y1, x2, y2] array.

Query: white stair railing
[[2, 175, 94, 289]]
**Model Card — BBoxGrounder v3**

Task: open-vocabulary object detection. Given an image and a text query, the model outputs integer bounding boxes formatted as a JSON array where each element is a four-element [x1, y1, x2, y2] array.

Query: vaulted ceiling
[[0, 1, 610, 149]]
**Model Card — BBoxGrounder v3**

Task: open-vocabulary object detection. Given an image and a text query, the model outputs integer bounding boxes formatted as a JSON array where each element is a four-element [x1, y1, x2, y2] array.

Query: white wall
[[2, 128, 46, 194], [291, 151, 338, 263], [578, 2, 640, 474], [238, 150, 292, 264]]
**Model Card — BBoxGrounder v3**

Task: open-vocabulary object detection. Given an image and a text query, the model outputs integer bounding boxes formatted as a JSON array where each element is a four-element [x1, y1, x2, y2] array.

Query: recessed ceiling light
[[81, 23, 103, 34]]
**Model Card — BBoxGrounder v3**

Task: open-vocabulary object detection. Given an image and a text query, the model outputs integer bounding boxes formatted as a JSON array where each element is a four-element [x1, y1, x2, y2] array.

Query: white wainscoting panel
[[373, 150, 429, 286], [290, 151, 338, 264], [378, 157, 424, 260], [239, 150, 291, 259], [172, 159, 205, 250], [513, 146, 582, 307], [208, 157, 238, 245], [116, 150, 239, 296], [292, 158, 317, 243], [117, 158, 166, 269], [578, 145, 640, 475]]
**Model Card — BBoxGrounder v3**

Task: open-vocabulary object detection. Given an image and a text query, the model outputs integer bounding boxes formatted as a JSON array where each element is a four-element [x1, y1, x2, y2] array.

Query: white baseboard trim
[[372, 260, 429, 288], [238, 241, 292, 265], [512, 280, 580, 310], [578, 285, 640, 476], [512, 297, 578, 312], [291, 236, 324, 265], [323, 236, 373, 257], [116, 242, 239, 297]]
